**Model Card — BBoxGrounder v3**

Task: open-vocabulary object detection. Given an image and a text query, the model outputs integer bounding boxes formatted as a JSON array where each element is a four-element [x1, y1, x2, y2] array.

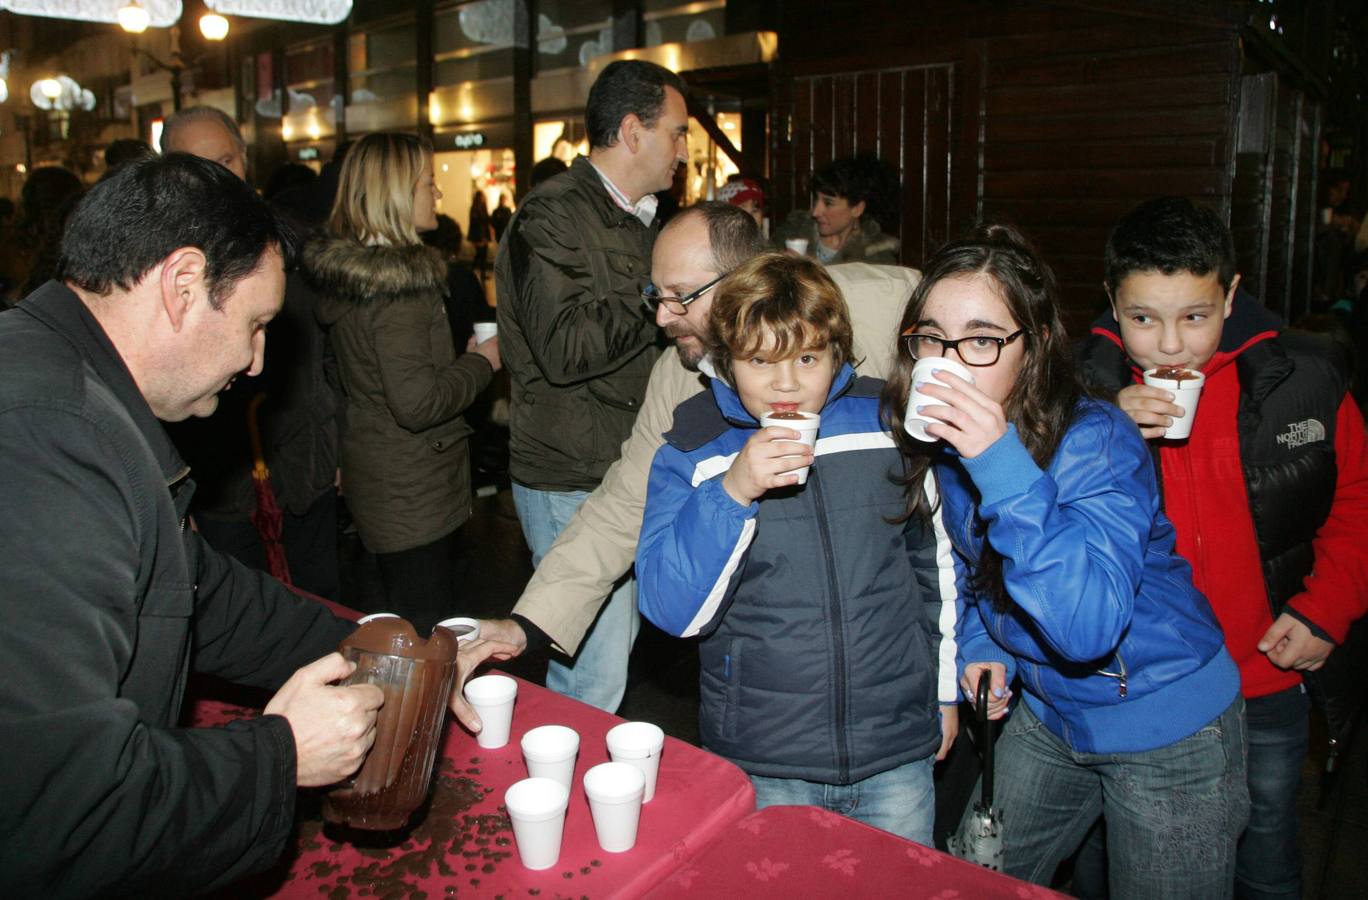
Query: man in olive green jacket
[[495, 60, 690, 712], [457, 203, 918, 730]]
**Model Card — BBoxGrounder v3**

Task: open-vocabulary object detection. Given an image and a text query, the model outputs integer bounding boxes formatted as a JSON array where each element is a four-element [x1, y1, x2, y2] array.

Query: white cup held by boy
[[1142, 367, 1206, 440], [759, 410, 821, 484], [605, 721, 665, 803], [435, 616, 481, 643], [464, 674, 518, 748], [504, 777, 570, 870], [583, 762, 647, 852], [473, 322, 498, 344], [905, 356, 977, 442], [784, 237, 809, 256], [521, 725, 580, 790]]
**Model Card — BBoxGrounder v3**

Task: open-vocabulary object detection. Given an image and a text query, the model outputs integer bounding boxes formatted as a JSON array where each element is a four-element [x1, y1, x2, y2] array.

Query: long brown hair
[[881, 224, 1082, 610]]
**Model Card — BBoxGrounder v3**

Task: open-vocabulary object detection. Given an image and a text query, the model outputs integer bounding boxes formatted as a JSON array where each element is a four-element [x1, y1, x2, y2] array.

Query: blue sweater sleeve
[[636, 445, 759, 638], [959, 413, 1152, 662]]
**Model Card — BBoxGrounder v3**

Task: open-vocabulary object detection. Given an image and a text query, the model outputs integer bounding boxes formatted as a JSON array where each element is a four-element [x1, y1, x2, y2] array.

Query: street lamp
[[37, 78, 62, 102], [199, 13, 230, 41], [117, 0, 151, 34]]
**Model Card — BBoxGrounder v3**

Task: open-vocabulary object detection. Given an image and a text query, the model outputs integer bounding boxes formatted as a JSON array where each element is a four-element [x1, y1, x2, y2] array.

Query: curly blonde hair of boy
[[707, 252, 853, 381]]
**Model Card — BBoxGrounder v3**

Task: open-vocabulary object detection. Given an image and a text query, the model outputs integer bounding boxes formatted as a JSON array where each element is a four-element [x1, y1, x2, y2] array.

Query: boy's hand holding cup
[[722, 411, 820, 504], [1139, 366, 1206, 440]]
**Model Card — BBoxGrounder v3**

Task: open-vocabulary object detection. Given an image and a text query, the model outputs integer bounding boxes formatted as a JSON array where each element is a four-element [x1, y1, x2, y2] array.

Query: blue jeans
[[749, 754, 937, 845], [1236, 685, 1308, 900], [512, 483, 639, 713], [959, 697, 1249, 899]]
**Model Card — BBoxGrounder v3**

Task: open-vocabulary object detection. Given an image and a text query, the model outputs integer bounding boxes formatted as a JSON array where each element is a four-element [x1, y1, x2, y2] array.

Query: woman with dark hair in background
[[468, 190, 493, 282], [4, 166, 84, 305]]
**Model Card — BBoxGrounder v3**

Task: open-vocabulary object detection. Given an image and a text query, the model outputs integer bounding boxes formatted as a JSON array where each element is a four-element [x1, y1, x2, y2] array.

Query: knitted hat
[[718, 177, 764, 207]]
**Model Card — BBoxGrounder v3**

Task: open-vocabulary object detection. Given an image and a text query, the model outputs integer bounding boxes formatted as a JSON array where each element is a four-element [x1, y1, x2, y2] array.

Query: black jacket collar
[[19, 281, 188, 483]]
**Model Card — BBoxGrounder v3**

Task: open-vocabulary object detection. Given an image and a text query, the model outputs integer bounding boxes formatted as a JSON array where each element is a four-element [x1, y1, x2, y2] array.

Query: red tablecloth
[[644, 805, 1066, 899], [190, 676, 755, 898]]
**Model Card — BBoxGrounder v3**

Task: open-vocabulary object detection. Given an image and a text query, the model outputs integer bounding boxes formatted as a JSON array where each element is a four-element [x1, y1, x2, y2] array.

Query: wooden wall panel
[[775, 63, 954, 268], [769, 0, 1330, 334]]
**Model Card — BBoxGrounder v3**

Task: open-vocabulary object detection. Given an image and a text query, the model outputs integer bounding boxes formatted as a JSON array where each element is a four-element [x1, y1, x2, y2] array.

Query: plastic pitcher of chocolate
[[323, 617, 460, 830]]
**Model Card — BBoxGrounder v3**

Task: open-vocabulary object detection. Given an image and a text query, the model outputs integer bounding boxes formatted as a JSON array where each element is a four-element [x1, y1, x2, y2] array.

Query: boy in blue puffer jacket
[[636, 252, 958, 844]]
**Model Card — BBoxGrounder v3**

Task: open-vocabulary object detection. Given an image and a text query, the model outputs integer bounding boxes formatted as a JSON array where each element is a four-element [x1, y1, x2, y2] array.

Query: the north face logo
[[1276, 418, 1326, 449]]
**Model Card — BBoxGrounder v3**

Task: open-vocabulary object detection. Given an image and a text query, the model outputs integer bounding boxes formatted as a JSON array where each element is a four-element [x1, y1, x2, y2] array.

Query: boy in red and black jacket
[[1077, 197, 1368, 899]]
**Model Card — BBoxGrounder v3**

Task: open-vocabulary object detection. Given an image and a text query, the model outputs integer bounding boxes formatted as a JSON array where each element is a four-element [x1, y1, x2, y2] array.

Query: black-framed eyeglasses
[[641, 272, 727, 316], [900, 329, 1028, 366]]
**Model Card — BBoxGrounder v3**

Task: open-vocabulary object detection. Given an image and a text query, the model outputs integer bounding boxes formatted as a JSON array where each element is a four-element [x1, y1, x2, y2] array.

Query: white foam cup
[[784, 237, 809, 255], [521, 725, 580, 790], [473, 322, 498, 344], [582, 762, 646, 852], [435, 616, 481, 643], [504, 777, 570, 870], [355, 612, 400, 624], [464, 674, 518, 748], [1142, 367, 1206, 440], [904, 356, 977, 442], [606, 721, 665, 803], [758, 410, 821, 484]]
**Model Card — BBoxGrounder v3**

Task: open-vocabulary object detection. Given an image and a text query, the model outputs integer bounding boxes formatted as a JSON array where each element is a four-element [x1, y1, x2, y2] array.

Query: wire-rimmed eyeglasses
[[641, 272, 728, 316], [901, 329, 1028, 366]]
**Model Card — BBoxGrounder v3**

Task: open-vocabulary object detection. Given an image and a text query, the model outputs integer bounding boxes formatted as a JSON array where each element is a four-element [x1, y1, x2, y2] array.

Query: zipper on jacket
[[810, 471, 851, 783], [1096, 650, 1129, 699]]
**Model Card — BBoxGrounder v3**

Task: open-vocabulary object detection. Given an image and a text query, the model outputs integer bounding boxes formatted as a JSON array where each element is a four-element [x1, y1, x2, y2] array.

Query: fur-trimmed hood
[[304, 236, 448, 325]]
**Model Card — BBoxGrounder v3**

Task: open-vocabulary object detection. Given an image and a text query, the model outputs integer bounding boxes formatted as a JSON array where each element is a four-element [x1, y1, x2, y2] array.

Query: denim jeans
[[957, 697, 1250, 899], [512, 483, 639, 713], [1236, 685, 1308, 900], [749, 754, 937, 845]]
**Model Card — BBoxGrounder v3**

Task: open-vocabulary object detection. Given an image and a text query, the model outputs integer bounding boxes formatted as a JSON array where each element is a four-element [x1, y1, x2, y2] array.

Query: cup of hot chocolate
[[1142, 366, 1206, 440], [435, 616, 481, 643], [758, 410, 821, 484], [905, 356, 977, 442], [322, 617, 460, 831]]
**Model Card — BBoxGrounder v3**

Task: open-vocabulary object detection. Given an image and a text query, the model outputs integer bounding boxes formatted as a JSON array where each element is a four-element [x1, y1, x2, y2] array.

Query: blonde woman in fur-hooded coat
[[307, 133, 501, 631]]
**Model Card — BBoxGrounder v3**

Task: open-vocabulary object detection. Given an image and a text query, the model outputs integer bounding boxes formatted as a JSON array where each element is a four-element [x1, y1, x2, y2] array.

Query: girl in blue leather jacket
[[881, 226, 1249, 898]]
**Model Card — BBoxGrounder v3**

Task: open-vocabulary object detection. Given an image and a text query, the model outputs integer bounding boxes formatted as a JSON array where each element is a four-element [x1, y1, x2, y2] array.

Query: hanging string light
[[205, 0, 351, 25], [0, 0, 182, 29]]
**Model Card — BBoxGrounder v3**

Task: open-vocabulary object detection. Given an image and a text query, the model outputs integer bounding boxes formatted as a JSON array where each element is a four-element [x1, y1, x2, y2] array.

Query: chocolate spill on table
[[221, 756, 600, 899]]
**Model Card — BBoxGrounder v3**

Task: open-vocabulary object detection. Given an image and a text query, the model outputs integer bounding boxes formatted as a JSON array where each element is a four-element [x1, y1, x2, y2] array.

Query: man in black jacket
[[496, 60, 688, 712], [0, 154, 383, 897]]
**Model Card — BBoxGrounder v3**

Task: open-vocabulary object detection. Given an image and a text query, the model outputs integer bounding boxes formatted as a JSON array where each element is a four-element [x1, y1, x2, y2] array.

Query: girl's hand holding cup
[[916, 371, 1009, 458]]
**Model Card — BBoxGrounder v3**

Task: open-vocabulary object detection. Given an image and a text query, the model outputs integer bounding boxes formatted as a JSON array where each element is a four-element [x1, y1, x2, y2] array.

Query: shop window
[[644, 0, 726, 46], [349, 19, 417, 105]]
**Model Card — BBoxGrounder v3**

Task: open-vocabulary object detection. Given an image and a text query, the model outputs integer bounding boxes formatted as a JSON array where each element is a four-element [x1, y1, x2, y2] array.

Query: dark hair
[[103, 138, 155, 172], [664, 201, 768, 275], [56, 153, 295, 309], [707, 252, 853, 383], [810, 156, 900, 230], [882, 224, 1082, 611], [16, 166, 84, 297], [530, 156, 568, 188], [265, 162, 317, 201], [422, 213, 464, 257], [585, 60, 687, 149], [1104, 197, 1236, 293]]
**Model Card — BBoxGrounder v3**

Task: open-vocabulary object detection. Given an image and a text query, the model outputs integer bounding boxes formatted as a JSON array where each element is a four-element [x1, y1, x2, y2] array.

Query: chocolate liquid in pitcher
[[323, 618, 460, 831]]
